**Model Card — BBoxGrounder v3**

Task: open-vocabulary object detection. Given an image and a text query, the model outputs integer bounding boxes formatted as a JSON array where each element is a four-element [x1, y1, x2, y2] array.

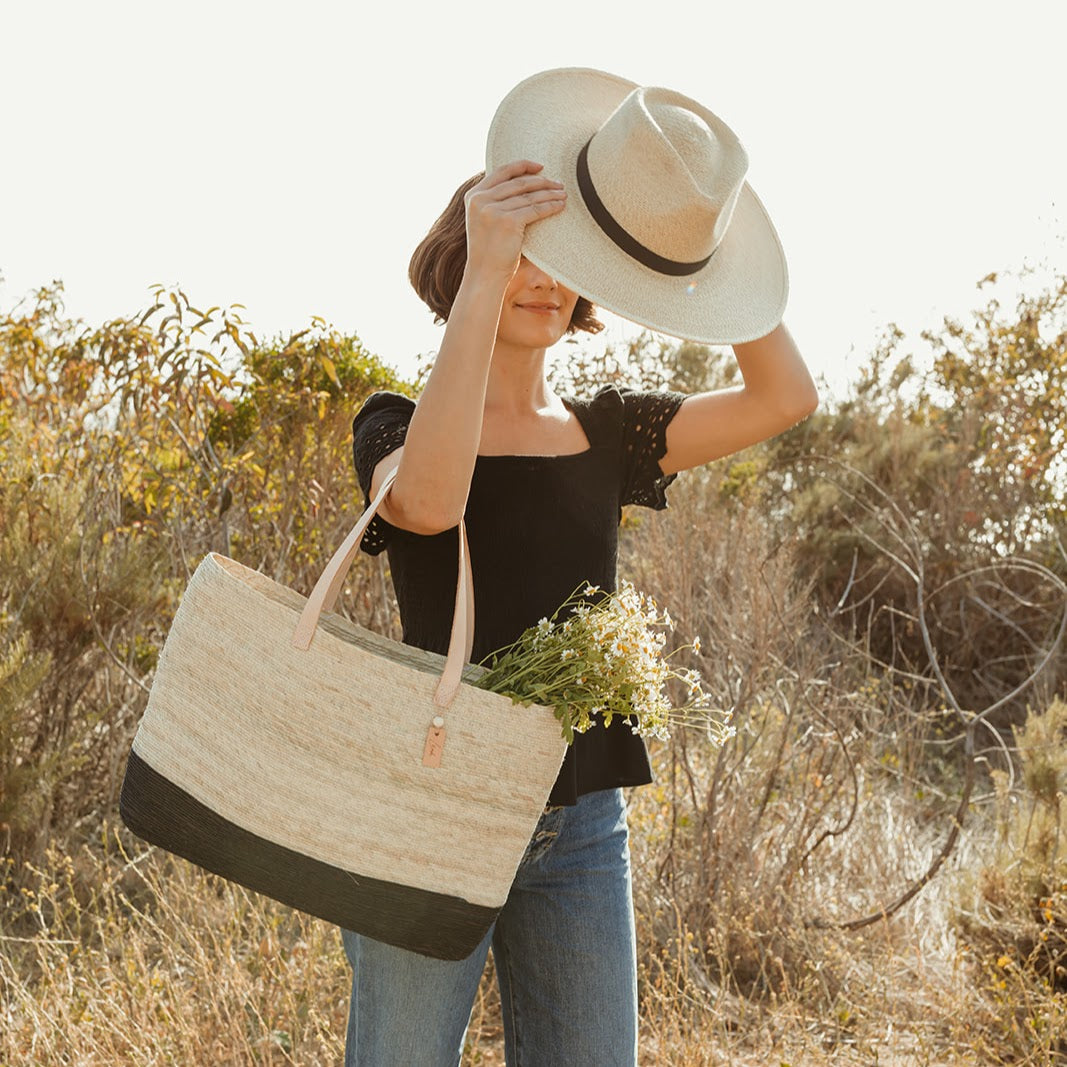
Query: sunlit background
[[2, 0, 1063, 395]]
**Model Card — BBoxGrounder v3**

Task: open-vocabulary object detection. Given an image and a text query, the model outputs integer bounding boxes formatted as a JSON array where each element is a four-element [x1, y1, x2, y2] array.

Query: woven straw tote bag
[[120, 468, 567, 960]]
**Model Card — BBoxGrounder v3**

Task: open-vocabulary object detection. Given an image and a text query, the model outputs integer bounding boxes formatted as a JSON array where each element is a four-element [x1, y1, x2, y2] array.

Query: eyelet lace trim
[[617, 388, 685, 509]]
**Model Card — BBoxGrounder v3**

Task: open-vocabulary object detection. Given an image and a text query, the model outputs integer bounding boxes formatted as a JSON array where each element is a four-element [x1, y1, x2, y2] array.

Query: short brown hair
[[408, 172, 604, 336]]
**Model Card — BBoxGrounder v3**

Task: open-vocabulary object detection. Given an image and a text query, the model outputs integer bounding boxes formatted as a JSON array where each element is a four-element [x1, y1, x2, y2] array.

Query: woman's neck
[[483, 340, 556, 417]]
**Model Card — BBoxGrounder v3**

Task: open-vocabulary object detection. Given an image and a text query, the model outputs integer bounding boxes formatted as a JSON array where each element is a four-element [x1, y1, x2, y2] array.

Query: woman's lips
[[516, 302, 560, 314]]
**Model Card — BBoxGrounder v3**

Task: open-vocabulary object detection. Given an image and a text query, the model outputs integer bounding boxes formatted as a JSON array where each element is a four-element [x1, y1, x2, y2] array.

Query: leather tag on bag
[[422, 724, 446, 768]]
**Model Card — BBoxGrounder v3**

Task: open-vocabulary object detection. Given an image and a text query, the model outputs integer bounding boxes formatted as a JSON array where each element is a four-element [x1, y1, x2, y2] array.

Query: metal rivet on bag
[[432, 716, 445, 729]]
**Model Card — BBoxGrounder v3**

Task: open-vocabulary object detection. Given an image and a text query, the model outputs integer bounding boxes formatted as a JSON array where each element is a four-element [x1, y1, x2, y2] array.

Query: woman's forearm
[[730, 322, 819, 423], [659, 321, 818, 472], [388, 271, 509, 534]]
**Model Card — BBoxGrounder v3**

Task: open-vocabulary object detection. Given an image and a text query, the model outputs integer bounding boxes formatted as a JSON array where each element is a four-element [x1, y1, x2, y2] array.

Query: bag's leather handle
[[291, 467, 475, 708]]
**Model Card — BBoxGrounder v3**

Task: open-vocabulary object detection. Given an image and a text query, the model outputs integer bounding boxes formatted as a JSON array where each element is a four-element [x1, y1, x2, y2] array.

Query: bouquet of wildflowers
[[470, 580, 733, 745]]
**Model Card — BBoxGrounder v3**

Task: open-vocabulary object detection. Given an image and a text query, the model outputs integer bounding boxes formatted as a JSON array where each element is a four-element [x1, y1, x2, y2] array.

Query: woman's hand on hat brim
[[463, 160, 567, 286]]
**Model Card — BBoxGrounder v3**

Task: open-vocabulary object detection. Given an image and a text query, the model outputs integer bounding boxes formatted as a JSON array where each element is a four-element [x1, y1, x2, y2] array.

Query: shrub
[[0, 285, 410, 864], [953, 698, 1067, 1061]]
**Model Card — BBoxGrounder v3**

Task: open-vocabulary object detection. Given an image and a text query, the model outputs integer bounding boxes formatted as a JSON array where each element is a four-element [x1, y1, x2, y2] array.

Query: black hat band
[[575, 139, 714, 278]]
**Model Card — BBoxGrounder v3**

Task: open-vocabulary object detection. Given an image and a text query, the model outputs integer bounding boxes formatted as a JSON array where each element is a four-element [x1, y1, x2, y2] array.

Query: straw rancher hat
[[486, 67, 788, 344]]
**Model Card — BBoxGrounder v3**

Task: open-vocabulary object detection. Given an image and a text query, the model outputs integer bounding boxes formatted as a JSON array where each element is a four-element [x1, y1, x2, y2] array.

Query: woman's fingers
[[503, 191, 567, 224], [480, 159, 545, 188], [471, 171, 564, 207], [496, 182, 566, 213], [462, 160, 566, 279], [475, 162, 564, 203], [489, 182, 566, 213], [466, 168, 565, 227]]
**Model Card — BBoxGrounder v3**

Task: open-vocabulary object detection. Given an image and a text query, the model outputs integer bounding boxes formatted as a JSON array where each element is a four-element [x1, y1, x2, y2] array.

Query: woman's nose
[[527, 265, 558, 289]]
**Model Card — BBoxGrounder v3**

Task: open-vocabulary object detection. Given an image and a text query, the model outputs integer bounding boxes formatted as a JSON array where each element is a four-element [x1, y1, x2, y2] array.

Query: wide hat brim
[[486, 68, 788, 345]]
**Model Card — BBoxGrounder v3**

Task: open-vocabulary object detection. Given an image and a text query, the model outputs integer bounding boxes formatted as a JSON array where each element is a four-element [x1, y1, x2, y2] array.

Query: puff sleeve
[[350, 390, 416, 555], [618, 386, 686, 509]]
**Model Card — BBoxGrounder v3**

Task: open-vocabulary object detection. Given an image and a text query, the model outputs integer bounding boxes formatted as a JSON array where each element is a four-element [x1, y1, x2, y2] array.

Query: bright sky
[[2, 0, 1064, 397]]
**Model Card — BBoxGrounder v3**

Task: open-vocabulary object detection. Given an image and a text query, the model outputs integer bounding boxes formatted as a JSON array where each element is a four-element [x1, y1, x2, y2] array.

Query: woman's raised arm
[[659, 322, 819, 476], [369, 161, 566, 535]]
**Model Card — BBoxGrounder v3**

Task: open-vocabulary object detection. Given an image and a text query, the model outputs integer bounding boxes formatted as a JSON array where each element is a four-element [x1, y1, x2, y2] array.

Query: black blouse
[[351, 384, 686, 806]]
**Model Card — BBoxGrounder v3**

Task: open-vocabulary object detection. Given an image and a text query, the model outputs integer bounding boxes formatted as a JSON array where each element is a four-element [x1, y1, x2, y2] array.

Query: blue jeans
[[340, 787, 638, 1066]]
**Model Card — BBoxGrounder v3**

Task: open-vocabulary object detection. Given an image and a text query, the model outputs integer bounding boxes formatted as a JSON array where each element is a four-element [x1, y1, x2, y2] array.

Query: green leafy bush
[[0, 284, 409, 865]]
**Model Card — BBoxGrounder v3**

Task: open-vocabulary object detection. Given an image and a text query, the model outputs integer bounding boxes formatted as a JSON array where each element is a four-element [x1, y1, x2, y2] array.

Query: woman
[[342, 69, 818, 1066]]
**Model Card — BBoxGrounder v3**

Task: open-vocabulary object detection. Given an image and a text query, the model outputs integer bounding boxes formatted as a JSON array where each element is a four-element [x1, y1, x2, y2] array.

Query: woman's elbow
[[386, 490, 464, 537], [799, 381, 820, 419], [781, 381, 819, 426]]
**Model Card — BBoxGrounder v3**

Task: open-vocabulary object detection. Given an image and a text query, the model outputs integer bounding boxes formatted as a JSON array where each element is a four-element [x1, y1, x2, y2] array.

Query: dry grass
[[0, 808, 1028, 1067], [0, 830, 350, 1065]]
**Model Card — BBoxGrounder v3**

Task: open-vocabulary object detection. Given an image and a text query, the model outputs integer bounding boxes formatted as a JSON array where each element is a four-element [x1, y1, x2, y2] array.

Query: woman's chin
[[497, 325, 568, 351]]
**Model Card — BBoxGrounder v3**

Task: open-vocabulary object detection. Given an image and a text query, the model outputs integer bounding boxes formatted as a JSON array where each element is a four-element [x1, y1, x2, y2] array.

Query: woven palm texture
[[121, 477, 565, 960]]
